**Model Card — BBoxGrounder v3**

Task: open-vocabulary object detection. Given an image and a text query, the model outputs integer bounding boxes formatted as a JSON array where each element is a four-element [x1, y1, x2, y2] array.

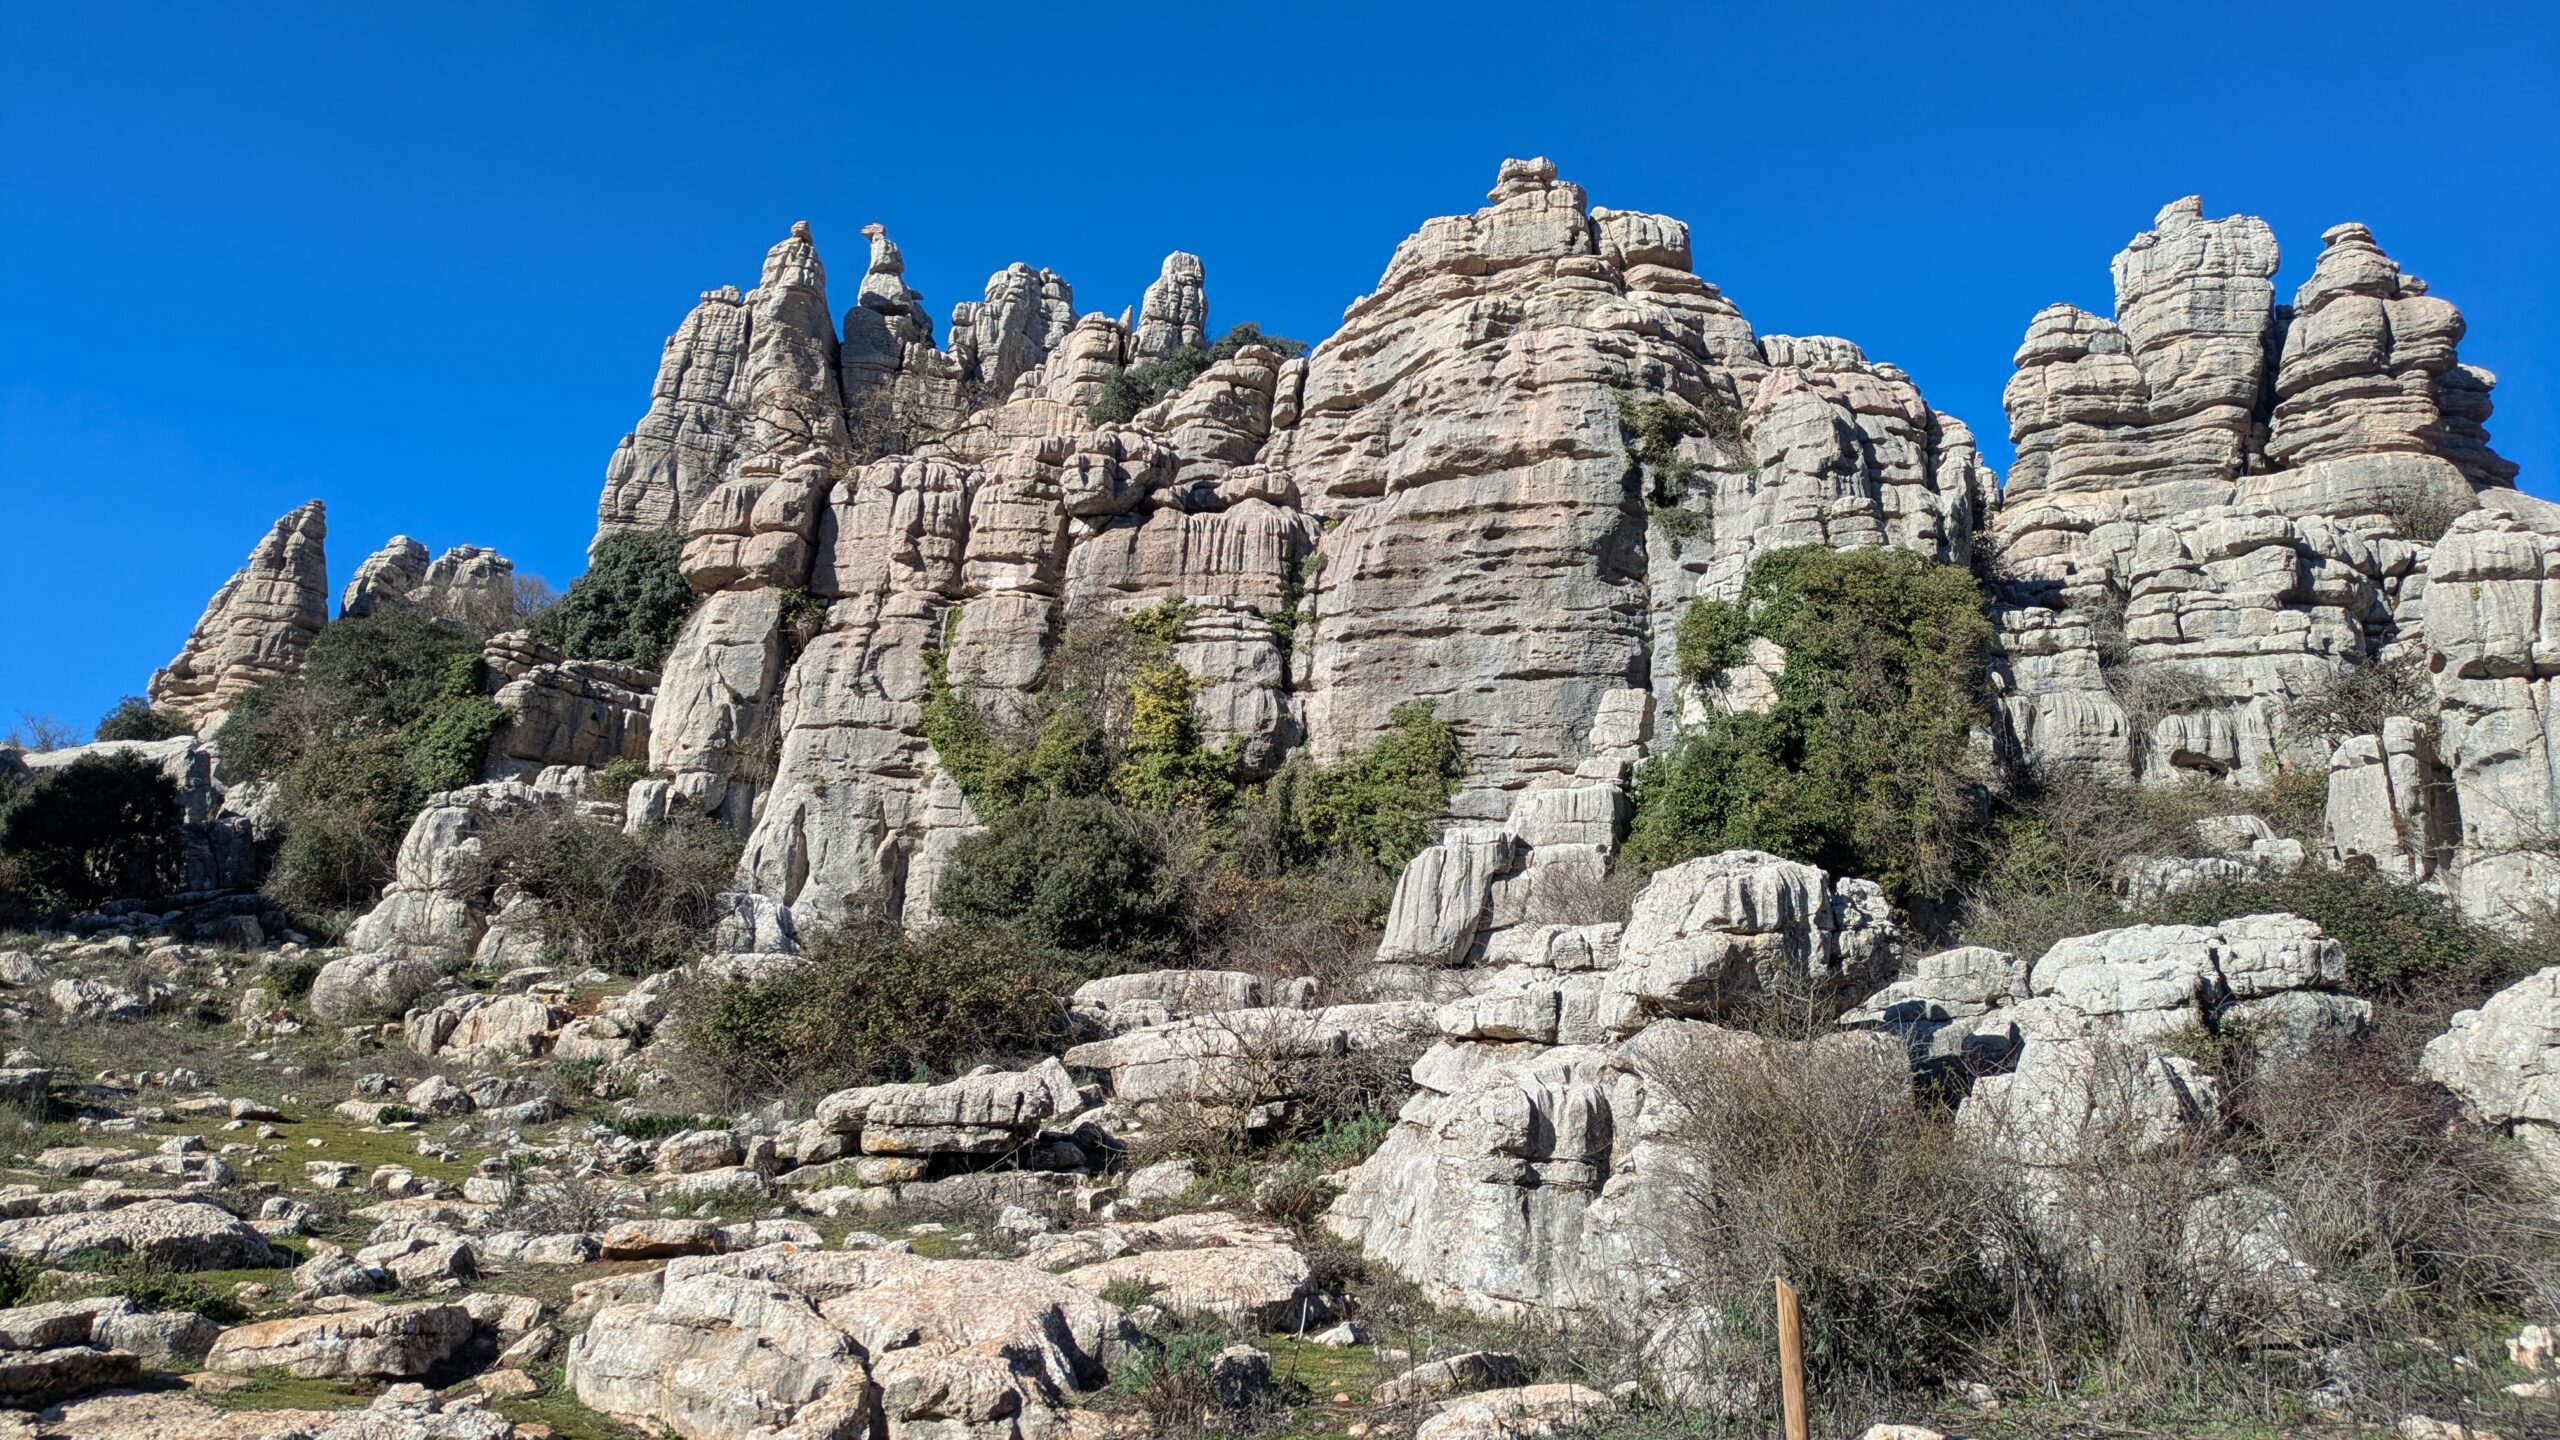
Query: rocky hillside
[[1, 161, 2556, 1438]]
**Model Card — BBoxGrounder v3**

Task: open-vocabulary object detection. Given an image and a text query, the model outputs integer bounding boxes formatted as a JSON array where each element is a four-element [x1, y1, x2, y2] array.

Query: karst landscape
[[3, 156, 2559, 1440]]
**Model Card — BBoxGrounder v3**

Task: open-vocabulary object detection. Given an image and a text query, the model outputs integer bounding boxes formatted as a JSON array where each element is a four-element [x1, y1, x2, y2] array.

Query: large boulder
[[309, 952, 444, 1023], [568, 1246, 1137, 1440], [0, 1198, 279, 1270], [2422, 966, 2560, 1191], [203, 1300, 476, 1379]]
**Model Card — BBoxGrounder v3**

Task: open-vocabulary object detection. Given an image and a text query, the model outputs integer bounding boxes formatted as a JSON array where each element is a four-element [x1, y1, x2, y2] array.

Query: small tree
[[93, 696, 191, 743], [537, 529, 696, 671], [0, 753, 182, 909], [935, 795, 1187, 966]]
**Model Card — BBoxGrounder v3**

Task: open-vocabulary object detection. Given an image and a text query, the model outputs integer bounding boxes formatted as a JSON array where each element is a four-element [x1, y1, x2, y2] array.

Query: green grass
[[490, 1366, 651, 1440], [204, 1368, 377, 1412]]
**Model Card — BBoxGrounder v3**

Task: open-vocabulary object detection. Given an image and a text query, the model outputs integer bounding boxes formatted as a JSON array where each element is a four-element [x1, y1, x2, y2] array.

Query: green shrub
[[674, 919, 1070, 1095], [1624, 546, 1995, 902], [0, 753, 183, 910], [92, 696, 190, 743], [399, 654, 509, 797], [58, 1249, 249, 1324], [1290, 701, 1461, 870], [0, 1254, 35, 1308], [473, 808, 742, 976], [536, 529, 696, 671], [300, 612, 484, 732], [2146, 863, 2539, 1002], [1086, 323, 1307, 426], [261, 735, 418, 919], [935, 796, 1186, 966]]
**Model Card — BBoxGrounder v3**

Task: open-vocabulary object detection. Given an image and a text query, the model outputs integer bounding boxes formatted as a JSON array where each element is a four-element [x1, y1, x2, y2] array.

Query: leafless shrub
[[1643, 1028, 1999, 1414], [2291, 651, 2436, 749], [504, 1168, 639, 1235], [2376, 489, 2479, 545]]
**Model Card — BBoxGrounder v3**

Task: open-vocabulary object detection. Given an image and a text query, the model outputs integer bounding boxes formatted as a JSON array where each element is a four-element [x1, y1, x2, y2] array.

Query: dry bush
[[471, 808, 740, 976], [2291, 651, 2437, 749], [1643, 1029, 1999, 1414]]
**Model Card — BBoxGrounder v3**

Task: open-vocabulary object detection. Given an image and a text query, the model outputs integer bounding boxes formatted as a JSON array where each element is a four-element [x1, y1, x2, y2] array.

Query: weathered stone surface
[[0, 1345, 141, 1408], [1609, 850, 1898, 1017], [815, 1057, 1083, 1159], [1066, 1003, 1433, 1123], [308, 952, 443, 1024], [151, 500, 329, 726], [204, 1301, 475, 1379], [0, 1198, 279, 1270], [1131, 251, 1208, 362], [1062, 1242, 1320, 1327], [343, 538, 518, 634], [568, 1246, 1135, 1440], [2423, 967, 2560, 1191], [478, 631, 654, 779], [1414, 1383, 1615, 1440], [595, 284, 753, 545], [341, 780, 548, 966]]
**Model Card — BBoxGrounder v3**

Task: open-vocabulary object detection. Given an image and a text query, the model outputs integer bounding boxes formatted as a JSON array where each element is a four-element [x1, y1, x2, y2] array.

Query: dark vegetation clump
[[1624, 545, 1996, 903], [1087, 324, 1308, 426], [917, 595, 1461, 982], [0, 752, 183, 913], [219, 612, 510, 926], [530, 528, 696, 672], [672, 919, 1070, 1099], [92, 695, 191, 742], [472, 807, 742, 976]]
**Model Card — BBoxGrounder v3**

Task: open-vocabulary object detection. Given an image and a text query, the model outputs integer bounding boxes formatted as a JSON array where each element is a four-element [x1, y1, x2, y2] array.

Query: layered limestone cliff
[[148, 499, 330, 727], [1983, 196, 2531, 925], [575, 159, 1996, 929], [144, 165, 2539, 937]]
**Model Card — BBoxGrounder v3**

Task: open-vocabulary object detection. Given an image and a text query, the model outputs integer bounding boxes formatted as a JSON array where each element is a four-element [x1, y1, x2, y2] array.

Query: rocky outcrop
[[2422, 966, 2560, 1192], [1283, 158, 1984, 818], [343, 538, 518, 634], [203, 1300, 475, 1379], [593, 285, 752, 546], [342, 780, 548, 965], [477, 631, 653, 780], [148, 500, 329, 726], [567, 1245, 1136, 1440], [0, 1198, 280, 1270], [1131, 251, 1208, 361], [1981, 196, 2537, 923]]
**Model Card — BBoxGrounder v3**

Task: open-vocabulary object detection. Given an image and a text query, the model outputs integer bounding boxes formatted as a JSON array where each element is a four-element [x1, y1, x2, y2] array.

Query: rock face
[[566, 1245, 1136, 1440], [0, 1198, 280, 1271], [2422, 967, 2560, 1191], [342, 537, 519, 634], [478, 631, 654, 780], [148, 500, 330, 726], [1327, 851, 1904, 1340], [561, 159, 1996, 936], [1980, 195, 2533, 925], [203, 1300, 475, 1379]]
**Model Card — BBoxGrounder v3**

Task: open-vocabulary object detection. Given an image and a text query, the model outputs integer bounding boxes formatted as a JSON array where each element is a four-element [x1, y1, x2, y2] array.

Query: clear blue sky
[[5, 2, 2554, 733]]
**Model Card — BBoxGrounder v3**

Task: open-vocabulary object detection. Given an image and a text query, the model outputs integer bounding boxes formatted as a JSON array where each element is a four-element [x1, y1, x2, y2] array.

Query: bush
[[936, 796, 1187, 966], [473, 809, 742, 976], [2145, 863, 2539, 1003], [1625, 546, 1995, 901], [92, 696, 190, 743], [223, 614, 514, 925], [0, 753, 183, 910], [1086, 323, 1307, 426], [536, 529, 697, 672], [673, 920, 1070, 1097], [300, 613, 485, 732], [1646, 1031, 2000, 1411], [1288, 701, 1461, 870], [260, 735, 418, 920]]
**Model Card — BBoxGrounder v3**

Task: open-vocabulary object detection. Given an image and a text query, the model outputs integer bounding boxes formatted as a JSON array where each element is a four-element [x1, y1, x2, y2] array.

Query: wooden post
[[1774, 1276, 1810, 1440]]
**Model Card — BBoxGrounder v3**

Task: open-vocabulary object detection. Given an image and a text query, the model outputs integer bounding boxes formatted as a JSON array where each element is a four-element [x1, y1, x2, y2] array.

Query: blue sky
[[4, 2, 2555, 733]]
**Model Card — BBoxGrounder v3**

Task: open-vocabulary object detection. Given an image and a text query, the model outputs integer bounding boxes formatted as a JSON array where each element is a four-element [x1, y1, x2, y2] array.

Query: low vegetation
[[1626, 545, 1996, 903], [0, 751, 184, 914], [672, 919, 1069, 1098], [473, 807, 742, 976], [1086, 323, 1308, 426], [218, 613, 511, 926], [529, 528, 696, 672]]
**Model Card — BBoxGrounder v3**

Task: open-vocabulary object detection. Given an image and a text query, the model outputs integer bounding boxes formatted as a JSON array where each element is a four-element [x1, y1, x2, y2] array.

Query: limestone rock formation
[[148, 500, 329, 726], [1131, 250, 1208, 360], [477, 631, 653, 780], [1982, 196, 2535, 924], [2422, 966, 2560, 1191], [342, 537, 518, 634]]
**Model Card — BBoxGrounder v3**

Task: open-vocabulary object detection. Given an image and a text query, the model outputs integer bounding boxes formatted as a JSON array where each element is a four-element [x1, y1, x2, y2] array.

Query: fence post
[[1775, 1275, 1809, 1440]]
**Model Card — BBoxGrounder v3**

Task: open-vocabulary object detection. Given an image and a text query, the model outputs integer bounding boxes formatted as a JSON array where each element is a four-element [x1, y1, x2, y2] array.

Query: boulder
[[203, 1301, 476, 1379]]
